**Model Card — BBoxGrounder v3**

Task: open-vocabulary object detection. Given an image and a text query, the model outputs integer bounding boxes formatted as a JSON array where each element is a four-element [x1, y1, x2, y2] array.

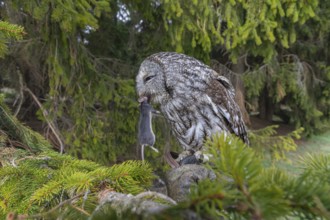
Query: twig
[[10, 158, 17, 167], [82, 189, 90, 209], [189, 193, 225, 208], [23, 87, 64, 153], [164, 149, 180, 168], [244, 53, 252, 72], [19, 193, 87, 219], [14, 69, 24, 117], [240, 184, 262, 220], [15, 155, 51, 164], [134, 191, 177, 205], [7, 138, 32, 151], [71, 205, 91, 216]]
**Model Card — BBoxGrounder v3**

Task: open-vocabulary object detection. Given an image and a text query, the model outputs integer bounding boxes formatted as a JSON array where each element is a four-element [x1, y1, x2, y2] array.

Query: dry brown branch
[[17, 193, 87, 219], [13, 70, 24, 117], [71, 205, 91, 216], [23, 87, 64, 153]]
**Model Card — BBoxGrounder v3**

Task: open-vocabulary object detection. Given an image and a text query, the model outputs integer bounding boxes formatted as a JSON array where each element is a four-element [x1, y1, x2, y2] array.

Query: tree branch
[[23, 87, 64, 153]]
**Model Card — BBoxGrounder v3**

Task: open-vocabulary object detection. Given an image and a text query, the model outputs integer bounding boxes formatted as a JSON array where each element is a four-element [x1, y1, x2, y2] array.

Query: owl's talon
[[176, 150, 195, 163], [177, 150, 213, 165], [194, 151, 213, 163], [179, 154, 199, 165]]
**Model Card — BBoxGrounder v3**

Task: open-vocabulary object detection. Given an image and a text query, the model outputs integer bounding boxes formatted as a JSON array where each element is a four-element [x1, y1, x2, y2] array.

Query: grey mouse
[[138, 97, 158, 160]]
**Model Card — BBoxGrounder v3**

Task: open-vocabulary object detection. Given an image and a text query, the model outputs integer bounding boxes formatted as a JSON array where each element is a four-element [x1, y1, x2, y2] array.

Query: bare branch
[[23, 87, 64, 153]]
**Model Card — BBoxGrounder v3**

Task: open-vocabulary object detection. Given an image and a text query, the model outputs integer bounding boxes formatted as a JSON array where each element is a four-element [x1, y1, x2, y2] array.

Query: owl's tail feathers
[[240, 131, 250, 146], [235, 121, 250, 146], [244, 136, 250, 146]]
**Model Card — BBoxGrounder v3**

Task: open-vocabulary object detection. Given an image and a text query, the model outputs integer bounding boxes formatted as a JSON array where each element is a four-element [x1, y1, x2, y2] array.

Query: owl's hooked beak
[[138, 95, 153, 104], [138, 96, 148, 103], [138, 96, 160, 115]]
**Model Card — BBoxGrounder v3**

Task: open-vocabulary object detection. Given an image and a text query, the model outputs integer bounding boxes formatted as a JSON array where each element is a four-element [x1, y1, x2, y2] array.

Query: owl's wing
[[214, 75, 236, 98], [206, 75, 249, 144]]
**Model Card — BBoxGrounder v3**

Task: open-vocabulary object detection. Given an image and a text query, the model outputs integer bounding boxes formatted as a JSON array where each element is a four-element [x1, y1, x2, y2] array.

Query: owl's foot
[[177, 150, 213, 165], [149, 145, 159, 153], [176, 150, 194, 163], [179, 154, 199, 165], [194, 151, 213, 163]]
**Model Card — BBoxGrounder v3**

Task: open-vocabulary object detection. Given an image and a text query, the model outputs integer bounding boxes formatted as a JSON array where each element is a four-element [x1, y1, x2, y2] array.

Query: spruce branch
[[0, 21, 25, 57], [193, 134, 330, 219], [249, 125, 304, 161], [0, 21, 25, 39], [71, 205, 91, 217], [189, 193, 225, 208], [0, 101, 51, 152]]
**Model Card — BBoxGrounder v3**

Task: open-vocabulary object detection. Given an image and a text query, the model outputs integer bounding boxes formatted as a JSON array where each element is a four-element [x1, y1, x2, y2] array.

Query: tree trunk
[[258, 86, 273, 121], [231, 56, 251, 126]]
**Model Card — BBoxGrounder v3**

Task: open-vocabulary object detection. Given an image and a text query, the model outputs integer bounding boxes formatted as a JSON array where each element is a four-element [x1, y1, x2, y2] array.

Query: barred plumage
[[136, 52, 248, 152]]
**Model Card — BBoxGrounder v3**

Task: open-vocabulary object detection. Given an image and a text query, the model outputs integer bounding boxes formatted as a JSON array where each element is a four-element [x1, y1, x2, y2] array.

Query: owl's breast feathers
[[160, 73, 248, 150]]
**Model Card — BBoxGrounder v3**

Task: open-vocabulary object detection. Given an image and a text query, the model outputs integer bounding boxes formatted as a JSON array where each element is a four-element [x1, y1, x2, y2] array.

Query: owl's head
[[136, 52, 206, 104], [136, 59, 170, 104]]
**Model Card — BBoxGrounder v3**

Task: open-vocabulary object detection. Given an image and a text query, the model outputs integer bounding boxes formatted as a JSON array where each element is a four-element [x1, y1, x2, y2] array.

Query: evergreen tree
[[0, 0, 329, 165], [1, 1, 330, 219], [0, 0, 139, 163], [243, 0, 330, 134]]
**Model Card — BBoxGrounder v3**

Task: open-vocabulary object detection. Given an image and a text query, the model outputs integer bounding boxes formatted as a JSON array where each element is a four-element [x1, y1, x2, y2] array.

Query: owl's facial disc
[[136, 60, 164, 104]]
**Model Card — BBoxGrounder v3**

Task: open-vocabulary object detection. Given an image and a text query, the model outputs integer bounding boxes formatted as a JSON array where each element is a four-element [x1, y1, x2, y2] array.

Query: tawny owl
[[136, 52, 249, 154]]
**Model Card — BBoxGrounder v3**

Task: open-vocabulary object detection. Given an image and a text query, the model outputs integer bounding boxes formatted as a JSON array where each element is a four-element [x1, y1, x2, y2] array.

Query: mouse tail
[[141, 144, 145, 161]]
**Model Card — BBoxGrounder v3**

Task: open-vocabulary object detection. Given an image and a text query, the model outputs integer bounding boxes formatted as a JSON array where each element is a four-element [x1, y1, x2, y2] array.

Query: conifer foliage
[[0, 101, 154, 219], [1, 1, 330, 218], [52, 134, 330, 220], [0, 21, 24, 57], [162, 0, 318, 61], [0, 0, 329, 164], [0, 0, 140, 163], [1, 99, 330, 219], [187, 134, 330, 219]]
